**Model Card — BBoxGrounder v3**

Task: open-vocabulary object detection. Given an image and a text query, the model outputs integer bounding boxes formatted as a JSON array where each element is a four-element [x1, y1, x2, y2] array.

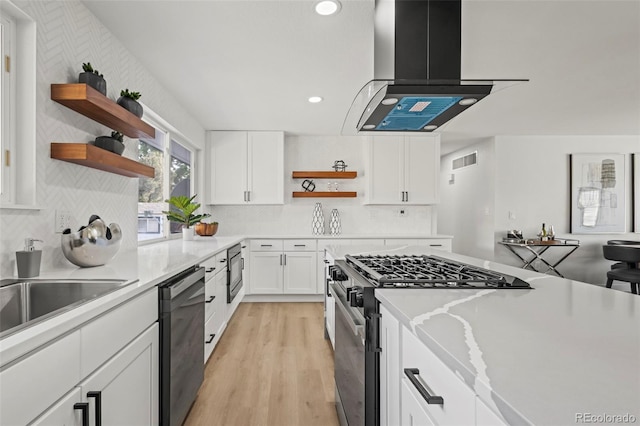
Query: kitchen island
[[327, 244, 640, 425]]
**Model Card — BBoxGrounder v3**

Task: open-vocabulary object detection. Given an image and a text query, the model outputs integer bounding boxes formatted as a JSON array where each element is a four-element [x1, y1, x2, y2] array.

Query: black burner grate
[[345, 255, 531, 289]]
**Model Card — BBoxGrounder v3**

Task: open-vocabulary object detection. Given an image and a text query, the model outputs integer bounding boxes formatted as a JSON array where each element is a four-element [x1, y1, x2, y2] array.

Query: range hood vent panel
[[343, 0, 527, 135]]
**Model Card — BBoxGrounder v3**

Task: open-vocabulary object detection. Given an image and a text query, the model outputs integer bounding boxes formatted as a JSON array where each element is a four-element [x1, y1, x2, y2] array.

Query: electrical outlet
[[55, 210, 72, 233]]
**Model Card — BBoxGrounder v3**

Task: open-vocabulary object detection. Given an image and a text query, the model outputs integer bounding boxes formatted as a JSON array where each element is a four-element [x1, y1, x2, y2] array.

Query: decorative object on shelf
[[117, 88, 143, 118], [329, 209, 341, 236], [61, 215, 122, 267], [93, 130, 125, 155], [195, 221, 219, 237], [301, 179, 316, 192], [78, 62, 106, 95], [570, 153, 626, 234], [162, 194, 211, 241], [332, 160, 348, 172], [312, 202, 325, 235]]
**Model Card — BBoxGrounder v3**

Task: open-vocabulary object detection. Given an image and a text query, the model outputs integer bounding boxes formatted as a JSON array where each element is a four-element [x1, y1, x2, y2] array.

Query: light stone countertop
[[327, 244, 640, 426]]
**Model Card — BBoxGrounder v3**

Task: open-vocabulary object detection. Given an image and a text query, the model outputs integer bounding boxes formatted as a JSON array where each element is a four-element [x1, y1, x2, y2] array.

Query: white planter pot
[[182, 227, 194, 241]]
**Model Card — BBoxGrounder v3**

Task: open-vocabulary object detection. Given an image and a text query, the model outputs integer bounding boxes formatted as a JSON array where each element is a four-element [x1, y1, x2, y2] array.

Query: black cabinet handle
[[206, 267, 216, 273], [205, 295, 216, 303], [74, 402, 89, 426], [403, 368, 444, 405], [87, 391, 102, 426], [261, 244, 273, 247], [241, 257, 245, 270], [220, 259, 227, 263], [294, 244, 306, 247], [241, 245, 246, 248], [429, 244, 442, 247], [205, 333, 216, 344]]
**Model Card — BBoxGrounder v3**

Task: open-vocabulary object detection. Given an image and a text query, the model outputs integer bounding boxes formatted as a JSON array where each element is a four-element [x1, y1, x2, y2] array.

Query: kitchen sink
[[0, 278, 131, 338]]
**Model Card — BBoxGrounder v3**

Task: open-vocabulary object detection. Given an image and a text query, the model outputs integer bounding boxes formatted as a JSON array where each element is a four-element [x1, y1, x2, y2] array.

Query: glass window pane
[[169, 139, 191, 234], [138, 135, 166, 241]]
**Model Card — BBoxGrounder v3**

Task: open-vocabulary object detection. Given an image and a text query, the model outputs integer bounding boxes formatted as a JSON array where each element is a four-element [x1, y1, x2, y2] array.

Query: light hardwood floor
[[184, 302, 339, 426]]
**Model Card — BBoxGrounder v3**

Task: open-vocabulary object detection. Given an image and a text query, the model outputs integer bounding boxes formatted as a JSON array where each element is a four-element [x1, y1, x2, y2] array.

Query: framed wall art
[[634, 153, 639, 233], [570, 153, 626, 234]]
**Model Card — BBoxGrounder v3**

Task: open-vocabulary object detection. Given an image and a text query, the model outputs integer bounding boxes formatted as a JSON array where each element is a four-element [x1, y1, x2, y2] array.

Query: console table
[[498, 239, 580, 278]]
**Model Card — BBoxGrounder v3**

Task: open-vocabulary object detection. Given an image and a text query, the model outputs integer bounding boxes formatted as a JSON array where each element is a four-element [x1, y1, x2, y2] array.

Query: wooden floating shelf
[[51, 84, 155, 139], [51, 143, 155, 178], [292, 171, 357, 179], [292, 191, 357, 198]]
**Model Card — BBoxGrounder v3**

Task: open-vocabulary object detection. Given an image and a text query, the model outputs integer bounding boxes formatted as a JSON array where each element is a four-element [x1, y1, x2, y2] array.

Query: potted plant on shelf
[[117, 89, 143, 117], [79, 62, 106, 95], [93, 131, 125, 155], [162, 195, 211, 241]]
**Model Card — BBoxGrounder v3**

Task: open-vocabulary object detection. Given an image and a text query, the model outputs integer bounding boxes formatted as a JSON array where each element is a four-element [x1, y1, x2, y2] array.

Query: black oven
[[227, 244, 242, 303]]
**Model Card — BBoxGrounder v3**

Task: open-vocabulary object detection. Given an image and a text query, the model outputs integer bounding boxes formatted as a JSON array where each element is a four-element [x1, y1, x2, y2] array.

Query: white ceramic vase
[[312, 203, 325, 235], [182, 227, 195, 241], [330, 209, 341, 236]]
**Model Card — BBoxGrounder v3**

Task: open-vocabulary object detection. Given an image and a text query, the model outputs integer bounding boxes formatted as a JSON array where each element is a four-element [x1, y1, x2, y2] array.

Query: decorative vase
[[117, 96, 143, 117], [78, 72, 106, 96], [312, 203, 325, 235], [92, 136, 125, 155], [182, 227, 194, 241], [330, 209, 341, 236]]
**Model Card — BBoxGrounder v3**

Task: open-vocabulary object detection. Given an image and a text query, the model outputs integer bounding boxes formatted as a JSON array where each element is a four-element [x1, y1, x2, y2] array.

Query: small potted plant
[[117, 89, 143, 117], [78, 62, 106, 95], [93, 131, 125, 155], [162, 195, 211, 240]]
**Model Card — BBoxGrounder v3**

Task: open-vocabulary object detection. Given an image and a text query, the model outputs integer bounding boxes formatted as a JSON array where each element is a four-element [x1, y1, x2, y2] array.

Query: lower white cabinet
[[401, 378, 436, 426], [2, 288, 158, 426], [203, 252, 229, 362], [379, 304, 401, 426], [249, 240, 317, 294]]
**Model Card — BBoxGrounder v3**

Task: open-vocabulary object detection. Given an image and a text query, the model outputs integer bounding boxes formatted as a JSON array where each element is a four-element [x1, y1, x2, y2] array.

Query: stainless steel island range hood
[[342, 0, 527, 134]]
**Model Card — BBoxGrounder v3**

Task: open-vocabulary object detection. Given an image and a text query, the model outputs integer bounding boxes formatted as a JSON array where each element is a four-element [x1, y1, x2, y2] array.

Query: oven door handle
[[331, 283, 364, 338]]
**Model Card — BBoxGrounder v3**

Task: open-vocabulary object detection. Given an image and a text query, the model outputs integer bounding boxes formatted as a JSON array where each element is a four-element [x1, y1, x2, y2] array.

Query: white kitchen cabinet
[[207, 131, 284, 205], [401, 378, 436, 426], [379, 304, 401, 426], [80, 323, 159, 425], [203, 252, 228, 362], [1, 289, 158, 426], [402, 326, 475, 426], [476, 397, 508, 426], [365, 135, 439, 205], [249, 239, 317, 294]]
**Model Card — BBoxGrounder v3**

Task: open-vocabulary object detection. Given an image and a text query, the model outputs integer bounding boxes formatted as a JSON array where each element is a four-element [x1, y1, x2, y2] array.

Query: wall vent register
[[452, 151, 477, 170]]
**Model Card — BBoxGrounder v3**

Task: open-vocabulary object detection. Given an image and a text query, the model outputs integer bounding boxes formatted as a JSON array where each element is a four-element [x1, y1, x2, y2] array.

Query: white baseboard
[[242, 294, 324, 303]]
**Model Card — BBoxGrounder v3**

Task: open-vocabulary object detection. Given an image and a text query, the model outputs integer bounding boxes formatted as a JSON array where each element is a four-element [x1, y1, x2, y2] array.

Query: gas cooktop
[[345, 254, 531, 289]]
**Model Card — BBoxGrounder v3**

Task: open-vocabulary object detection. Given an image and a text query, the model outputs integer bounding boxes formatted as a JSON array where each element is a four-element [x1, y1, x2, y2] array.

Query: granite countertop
[[327, 245, 640, 425]]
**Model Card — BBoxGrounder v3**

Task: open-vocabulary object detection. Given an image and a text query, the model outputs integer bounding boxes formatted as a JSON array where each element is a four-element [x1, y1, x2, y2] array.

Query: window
[[137, 109, 196, 243]]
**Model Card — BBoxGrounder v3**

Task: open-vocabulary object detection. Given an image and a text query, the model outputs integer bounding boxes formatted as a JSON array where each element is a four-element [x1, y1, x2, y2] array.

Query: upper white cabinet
[[365, 135, 440, 205], [207, 131, 284, 205]]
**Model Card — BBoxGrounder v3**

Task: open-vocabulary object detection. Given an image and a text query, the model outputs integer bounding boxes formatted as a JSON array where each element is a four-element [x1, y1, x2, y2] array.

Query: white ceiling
[[82, 0, 640, 153]]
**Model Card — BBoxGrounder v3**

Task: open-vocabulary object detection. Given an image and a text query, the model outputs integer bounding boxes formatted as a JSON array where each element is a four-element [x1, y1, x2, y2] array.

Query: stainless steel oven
[[227, 243, 243, 303], [158, 265, 205, 426]]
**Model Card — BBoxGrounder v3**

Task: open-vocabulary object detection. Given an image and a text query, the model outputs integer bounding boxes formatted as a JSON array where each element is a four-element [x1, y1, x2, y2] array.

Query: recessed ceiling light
[[363, 124, 376, 130], [315, 0, 341, 16], [381, 98, 399, 105], [308, 96, 323, 103], [424, 125, 438, 131], [459, 98, 478, 106]]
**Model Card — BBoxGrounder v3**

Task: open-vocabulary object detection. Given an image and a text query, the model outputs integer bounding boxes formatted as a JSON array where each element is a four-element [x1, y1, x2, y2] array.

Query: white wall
[[440, 135, 640, 286], [0, 1, 205, 277], [439, 138, 496, 260], [207, 135, 435, 236]]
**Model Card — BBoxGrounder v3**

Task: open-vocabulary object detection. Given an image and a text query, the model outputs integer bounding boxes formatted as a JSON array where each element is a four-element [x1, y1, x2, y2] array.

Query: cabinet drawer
[[81, 289, 157, 377], [204, 311, 223, 362], [201, 255, 218, 281], [402, 326, 475, 425], [415, 239, 452, 252], [401, 378, 436, 426], [250, 239, 284, 251], [205, 278, 217, 321], [283, 239, 317, 251], [0, 331, 81, 426]]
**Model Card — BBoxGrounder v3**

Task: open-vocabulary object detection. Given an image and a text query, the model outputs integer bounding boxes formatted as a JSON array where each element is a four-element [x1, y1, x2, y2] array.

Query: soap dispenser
[[16, 238, 43, 278]]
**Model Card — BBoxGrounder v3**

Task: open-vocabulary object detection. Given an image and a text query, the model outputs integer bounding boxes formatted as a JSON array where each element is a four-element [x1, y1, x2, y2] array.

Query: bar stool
[[602, 245, 640, 294]]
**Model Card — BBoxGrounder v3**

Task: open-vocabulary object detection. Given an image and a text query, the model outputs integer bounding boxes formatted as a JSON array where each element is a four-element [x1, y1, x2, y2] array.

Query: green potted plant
[[117, 88, 143, 117], [93, 130, 125, 155], [79, 62, 106, 95], [162, 195, 211, 240]]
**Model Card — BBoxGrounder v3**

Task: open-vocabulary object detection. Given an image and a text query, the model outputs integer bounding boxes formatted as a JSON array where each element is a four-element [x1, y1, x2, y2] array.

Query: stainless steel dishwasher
[[158, 265, 205, 426]]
